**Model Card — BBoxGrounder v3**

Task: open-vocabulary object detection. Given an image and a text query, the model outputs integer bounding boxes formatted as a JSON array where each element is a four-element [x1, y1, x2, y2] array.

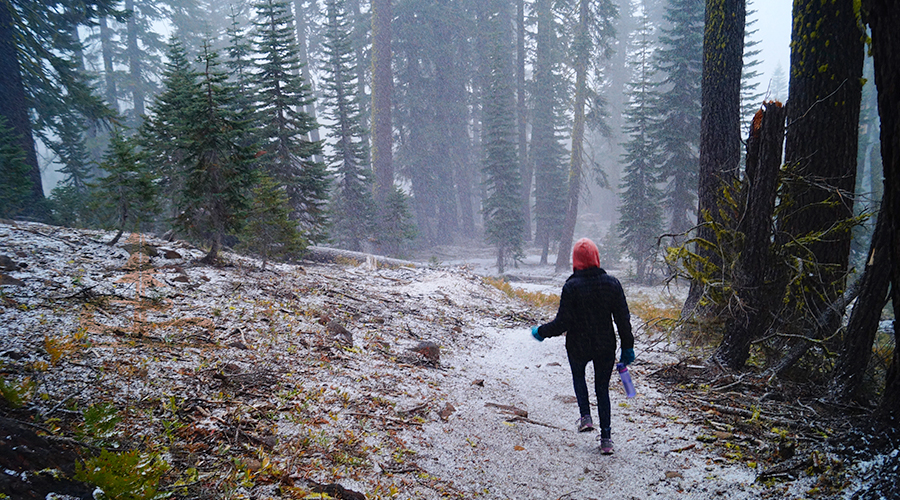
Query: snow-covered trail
[[410, 323, 760, 499]]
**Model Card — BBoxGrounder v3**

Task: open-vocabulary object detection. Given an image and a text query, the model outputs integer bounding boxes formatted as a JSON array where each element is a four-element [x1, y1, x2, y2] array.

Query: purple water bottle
[[617, 363, 636, 398]]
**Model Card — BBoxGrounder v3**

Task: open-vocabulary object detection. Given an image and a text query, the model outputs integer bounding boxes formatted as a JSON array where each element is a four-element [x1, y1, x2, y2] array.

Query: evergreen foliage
[[93, 129, 159, 245], [175, 41, 257, 262], [118, 0, 168, 126], [482, 5, 524, 273], [740, 4, 765, 136], [238, 174, 307, 266], [618, 12, 664, 283], [138, 38, 197, 222], [0, 116, 31, 218], [321, 0, 375, 251], [530, 0, 569, 262], [373, 186, 417, 256], [252, 0, 329, 243], [651, 0, 703, 236]]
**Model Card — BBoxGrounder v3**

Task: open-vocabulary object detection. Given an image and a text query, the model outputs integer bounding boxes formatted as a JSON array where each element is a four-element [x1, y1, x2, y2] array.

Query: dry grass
[[628, 293, 683, 334], [483, 277, 559, 312]]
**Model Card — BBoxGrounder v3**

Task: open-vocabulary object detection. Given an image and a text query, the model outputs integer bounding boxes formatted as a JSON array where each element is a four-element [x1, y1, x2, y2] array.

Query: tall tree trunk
[[294, 0, 322, 159], [863, 0, 900, 425], [683, 0, 745, 317], [517, 0, 531, 243], [372, 0, 393, 210], [125, 0, 145, 123], [0, 2, 43, 216], [715, 101, 786, 369], [100, 17, 119, 113], [776, 0, 864, 363], [828, 199, 892, 403], [555, 0, 589, 272]]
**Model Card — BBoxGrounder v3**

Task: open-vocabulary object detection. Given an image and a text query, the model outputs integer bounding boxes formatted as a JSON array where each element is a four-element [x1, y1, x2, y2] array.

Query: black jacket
[[537, 267, 634, 357]]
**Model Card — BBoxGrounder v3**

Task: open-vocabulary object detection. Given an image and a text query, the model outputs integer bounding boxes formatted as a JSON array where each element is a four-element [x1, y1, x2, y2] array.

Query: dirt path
[[410, 324, 761, 499]]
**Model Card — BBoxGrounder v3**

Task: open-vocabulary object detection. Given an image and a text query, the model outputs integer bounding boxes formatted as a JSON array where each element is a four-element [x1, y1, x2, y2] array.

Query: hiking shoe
[[600, 438, 614, 455], [577, 415, 595, 432]]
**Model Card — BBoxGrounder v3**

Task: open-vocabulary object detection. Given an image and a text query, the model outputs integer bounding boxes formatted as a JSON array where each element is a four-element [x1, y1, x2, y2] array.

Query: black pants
[[567, 350, 615, 438]]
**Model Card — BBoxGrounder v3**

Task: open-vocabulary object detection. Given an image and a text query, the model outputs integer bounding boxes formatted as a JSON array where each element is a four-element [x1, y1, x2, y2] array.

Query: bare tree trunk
[[517, 0, 531, 243], [715, 101, 786, 369], [125, 0, 144, 121], [554, 0, 588, 273], [777, 0, 864, 347], [828, 200, 892, 403], [372, 0, 394, 250], [683, 0, 745, 317], [0, 2, 43, 216], [863, 0, 900, 425], [294, 0, 322, 161]]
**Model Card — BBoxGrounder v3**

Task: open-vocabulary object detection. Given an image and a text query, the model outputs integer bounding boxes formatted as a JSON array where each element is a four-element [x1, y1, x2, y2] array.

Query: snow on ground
[[0, 222, 884, 499]]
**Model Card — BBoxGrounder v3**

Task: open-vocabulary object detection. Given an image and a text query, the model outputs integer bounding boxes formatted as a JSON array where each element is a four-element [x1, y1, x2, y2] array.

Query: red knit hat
[[572, 238, 600, 271]]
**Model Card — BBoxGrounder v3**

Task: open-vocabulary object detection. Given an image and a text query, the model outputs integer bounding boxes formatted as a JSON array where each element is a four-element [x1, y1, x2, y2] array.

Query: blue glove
[[531, 326, 544, 342], [620, 348, 635, 365]]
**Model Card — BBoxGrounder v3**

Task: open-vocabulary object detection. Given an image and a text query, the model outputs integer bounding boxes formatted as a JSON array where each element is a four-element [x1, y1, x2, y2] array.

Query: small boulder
[[0, 274, 24, 286], [326, 320, 353, 347], [123, 243, 159, 257], [0, 255, 16, 271], [410, 341, 440, 364], [164, 249, 182, 259]]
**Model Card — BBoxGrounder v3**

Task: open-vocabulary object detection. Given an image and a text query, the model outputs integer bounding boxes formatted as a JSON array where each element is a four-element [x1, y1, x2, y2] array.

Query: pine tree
[[0, 116, 31, 218], [768, 62, 788, 102], [1, 0, 118, 218], [530, 0, 568, 264], [120, 0, 168, 126], [138, 37, 197, 221], [239, 174, 307, 267], [321, 0, 374, 251], [618, 11, 663, 283], [176, 41, 257, 262], [554, 0, 619, 271], [740, 3, 765, 136], [651, 0, 703, 237], [252, 0, 329, 242], [93, 129, 159, 245], [482, 3, 524, 274]]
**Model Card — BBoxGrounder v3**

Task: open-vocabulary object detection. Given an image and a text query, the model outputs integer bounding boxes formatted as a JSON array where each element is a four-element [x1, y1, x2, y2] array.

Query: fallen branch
[[505, 415, 566, 431]]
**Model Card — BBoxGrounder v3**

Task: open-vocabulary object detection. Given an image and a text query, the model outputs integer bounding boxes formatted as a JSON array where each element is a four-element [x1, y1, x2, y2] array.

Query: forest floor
[[0, 220, 896, 499]]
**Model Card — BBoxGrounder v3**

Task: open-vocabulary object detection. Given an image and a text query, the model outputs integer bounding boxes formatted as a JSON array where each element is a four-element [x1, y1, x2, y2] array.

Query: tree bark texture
[[555, 0, 589, 272], [0, 1, 43, 213], [683, 0, 745, 316], [517, 0, 531, 243], [99, 17, 118, 113], [828, 198, 892, 403], [779, 0, 864, 326], [294, 0, 322, 156], [125, 0, 145, 121], [371, 0, 393, 208], [716, 102, 786, 369], [863, 0, 900, 425]]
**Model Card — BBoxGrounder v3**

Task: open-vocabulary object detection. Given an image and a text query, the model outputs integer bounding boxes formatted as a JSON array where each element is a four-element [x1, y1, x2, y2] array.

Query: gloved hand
[[531, 326, 544, 342], [620, 347, 635, 365]]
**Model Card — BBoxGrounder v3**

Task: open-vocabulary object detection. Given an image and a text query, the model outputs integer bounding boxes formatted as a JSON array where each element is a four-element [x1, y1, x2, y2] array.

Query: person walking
[[531, 237, 635, 455]]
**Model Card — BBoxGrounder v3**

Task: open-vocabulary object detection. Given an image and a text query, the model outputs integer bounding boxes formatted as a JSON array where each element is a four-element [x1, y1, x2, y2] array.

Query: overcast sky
[[748, 0, 792, 95]]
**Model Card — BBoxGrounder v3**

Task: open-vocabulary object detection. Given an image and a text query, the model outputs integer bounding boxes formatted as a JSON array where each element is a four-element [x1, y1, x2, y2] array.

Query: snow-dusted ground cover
[[0, 222, 887, 499]]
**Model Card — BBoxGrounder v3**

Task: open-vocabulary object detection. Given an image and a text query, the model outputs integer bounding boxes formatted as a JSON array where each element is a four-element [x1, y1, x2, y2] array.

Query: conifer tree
[[224, 7, 255, 118], [740, 3, 765, 136], [530, 0, 569, 264], [0, 116, 31, 218], [93, 129, 159, 245], [321, 0, 374, 251], [120, 0, 167, 126], [618, 12, 663, 283], [239, 174, 307, 267], [651, 0, 703, 237], [138, 37, 197, 221], [176, 41, 257, 262], [482, 3, 524, 273], [252, 0, 329, 242]]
